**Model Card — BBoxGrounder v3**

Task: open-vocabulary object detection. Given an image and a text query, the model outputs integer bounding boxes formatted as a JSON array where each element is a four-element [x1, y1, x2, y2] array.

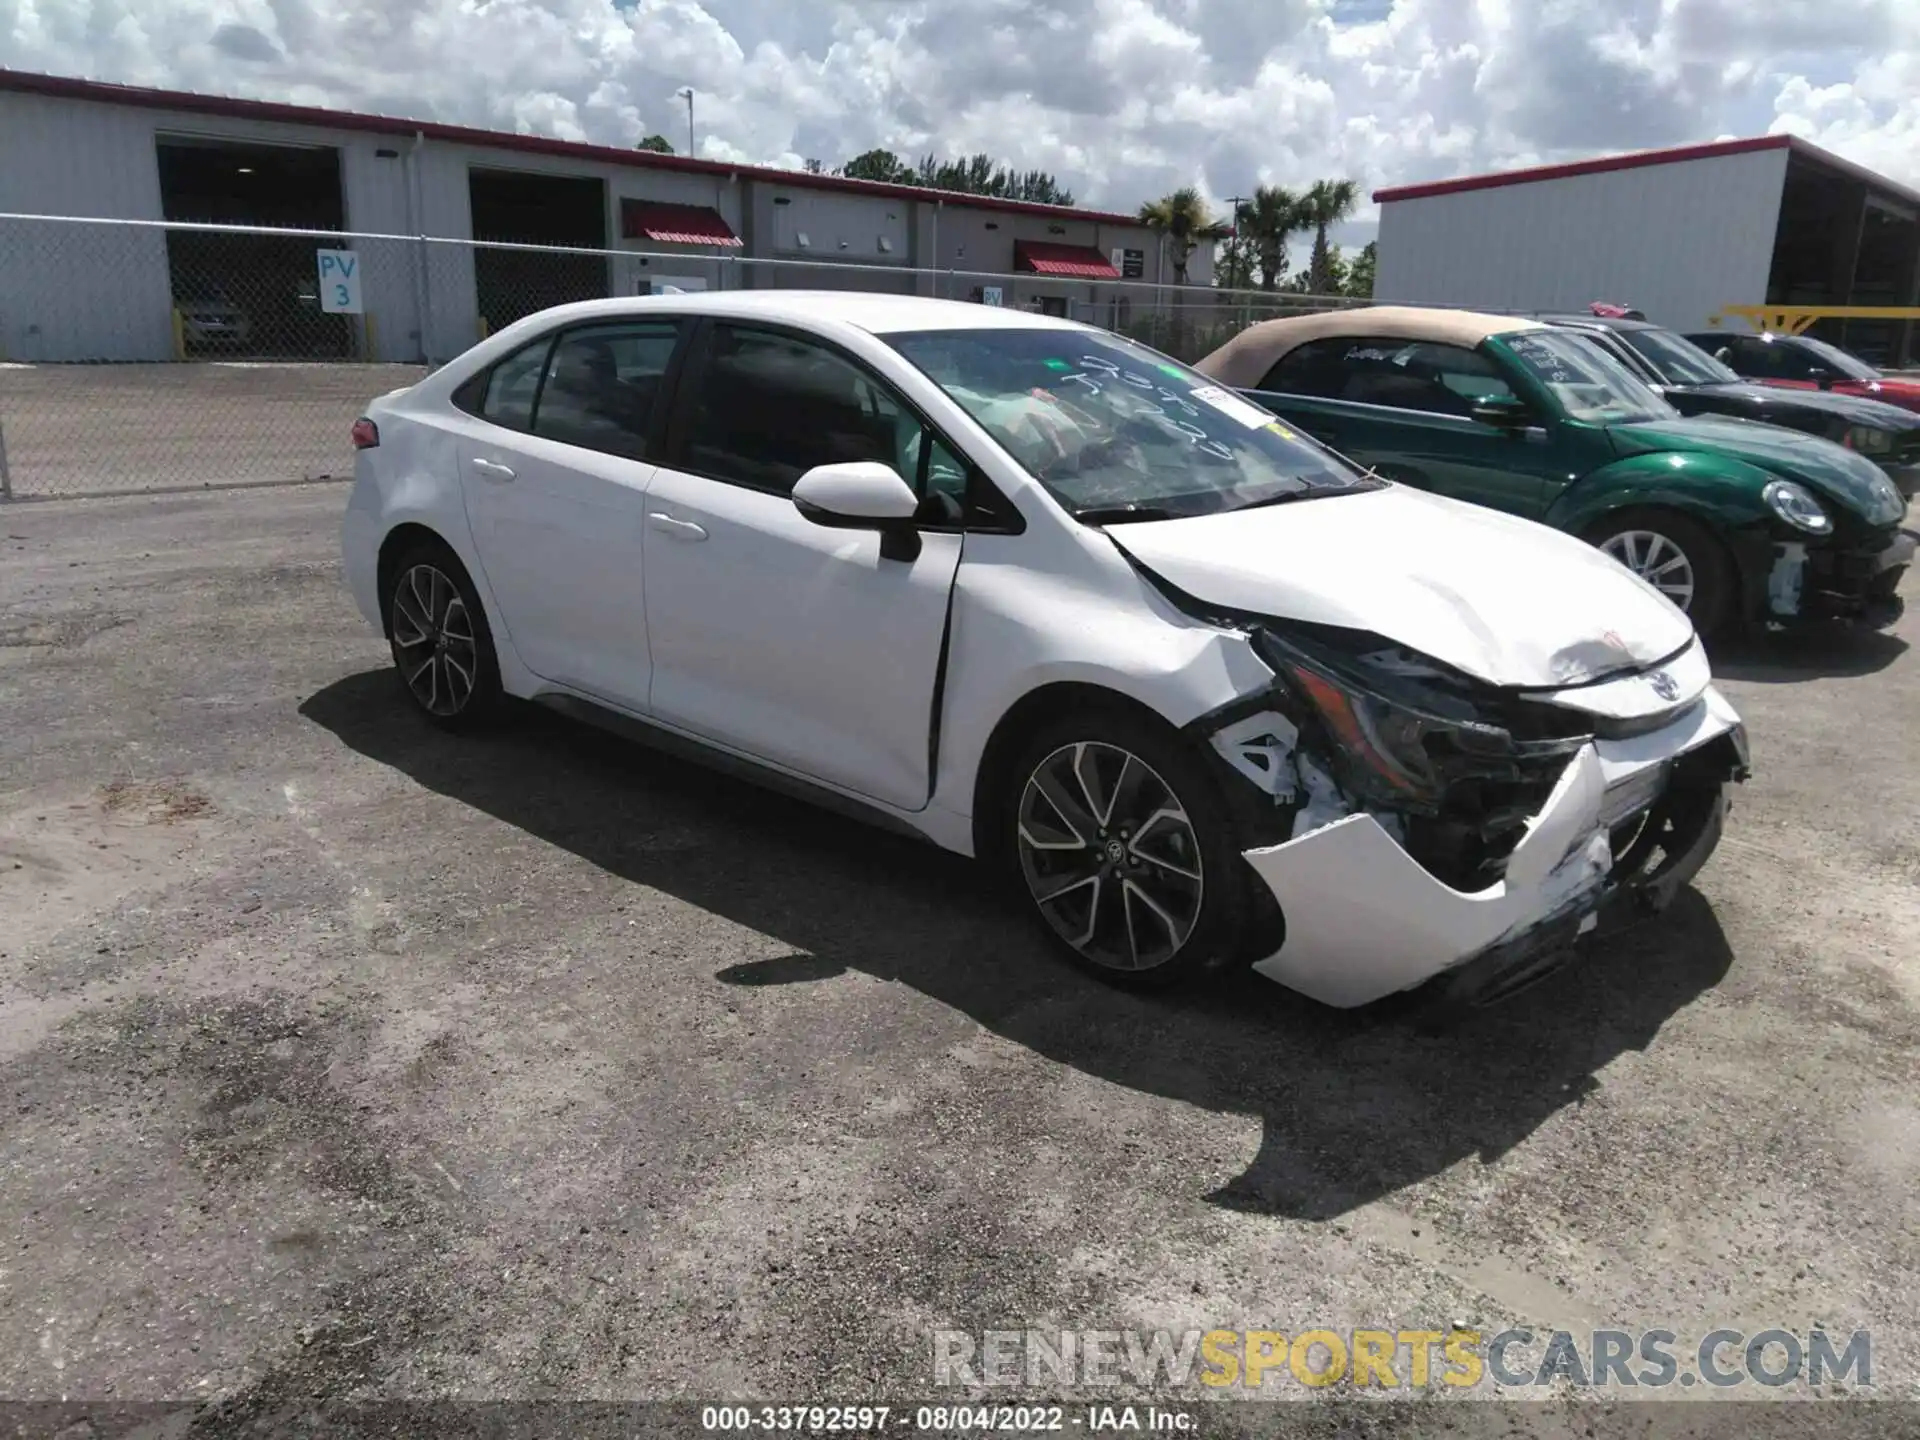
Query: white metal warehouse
[[1372, 135, 1920, 366], [0, 68, 1185, 364]]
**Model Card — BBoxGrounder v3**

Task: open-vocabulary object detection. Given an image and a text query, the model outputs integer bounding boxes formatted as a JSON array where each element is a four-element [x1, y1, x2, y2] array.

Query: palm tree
[[1137, 186, 1225, 286], [1299, 178, 1360, 295], [1235, 185, 1299, 292]]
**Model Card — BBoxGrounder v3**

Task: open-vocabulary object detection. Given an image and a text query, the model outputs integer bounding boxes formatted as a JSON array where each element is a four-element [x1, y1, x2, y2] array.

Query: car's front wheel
[[1589, 509, 1733, 637], [1006, 708, 1255, 989], [384, 541, 502, 730]]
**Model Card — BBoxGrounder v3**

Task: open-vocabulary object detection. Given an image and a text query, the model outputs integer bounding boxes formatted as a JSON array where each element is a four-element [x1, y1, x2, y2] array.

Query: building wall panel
[[1374, 147, 1790, 331]]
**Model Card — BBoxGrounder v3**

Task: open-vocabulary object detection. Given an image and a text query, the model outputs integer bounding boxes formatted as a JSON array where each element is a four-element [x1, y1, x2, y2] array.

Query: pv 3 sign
[[316, 249, 363, 314]]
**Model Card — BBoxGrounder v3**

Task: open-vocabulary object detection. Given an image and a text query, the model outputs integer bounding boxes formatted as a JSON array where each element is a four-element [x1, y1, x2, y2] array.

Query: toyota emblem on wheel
[[1649, 670, 1680, 701]]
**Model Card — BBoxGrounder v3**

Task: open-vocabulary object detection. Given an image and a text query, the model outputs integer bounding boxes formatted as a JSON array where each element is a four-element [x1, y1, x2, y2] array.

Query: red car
[[1685, 330, 1920, 415]]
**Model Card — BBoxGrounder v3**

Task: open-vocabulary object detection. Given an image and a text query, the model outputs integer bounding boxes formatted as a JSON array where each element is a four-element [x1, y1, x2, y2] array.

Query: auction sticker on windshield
[[1189, 385, 1278, 429]]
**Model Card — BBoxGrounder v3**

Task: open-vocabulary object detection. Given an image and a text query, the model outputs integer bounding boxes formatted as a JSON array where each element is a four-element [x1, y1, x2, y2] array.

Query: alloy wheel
[[390, 563, 478, 717], [1601, 529, 1697, 611], [1015, 741, 1205, 971]]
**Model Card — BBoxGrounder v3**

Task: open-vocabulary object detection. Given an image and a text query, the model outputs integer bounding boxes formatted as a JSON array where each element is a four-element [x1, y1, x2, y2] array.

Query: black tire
[[1003, 704, 1257, 991], [383, 540, 502, 731], [1586, 509, 1734, 638]]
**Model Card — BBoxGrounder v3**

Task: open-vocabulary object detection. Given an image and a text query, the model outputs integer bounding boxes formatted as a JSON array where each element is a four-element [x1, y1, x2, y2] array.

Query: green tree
[[1283, 243, 1349, 296], [636, 133, 675, 154], [1298, 178, 1360, 294], [1137, 186, 1227, 286], [1235, 185, 1300, 292], [834, 148, 1075, 205], [1214, 232, 1257, 291], [842, 148, 913, 184], [1346, 240, 1377, 299]]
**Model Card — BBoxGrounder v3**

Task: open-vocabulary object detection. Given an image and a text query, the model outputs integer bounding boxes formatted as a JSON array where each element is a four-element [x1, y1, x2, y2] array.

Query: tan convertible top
[[1193, 305, 1546, 389]]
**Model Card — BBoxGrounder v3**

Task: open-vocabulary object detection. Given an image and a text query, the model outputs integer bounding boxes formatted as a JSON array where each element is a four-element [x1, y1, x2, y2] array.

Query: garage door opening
[[157, 136, 353, 359], [469, 169, 609, 334]]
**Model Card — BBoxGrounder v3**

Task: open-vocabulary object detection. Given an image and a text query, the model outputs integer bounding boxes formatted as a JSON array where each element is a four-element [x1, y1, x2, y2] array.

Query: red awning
[[1014, 240, 1121, 279], [620, 200, 742, 246]]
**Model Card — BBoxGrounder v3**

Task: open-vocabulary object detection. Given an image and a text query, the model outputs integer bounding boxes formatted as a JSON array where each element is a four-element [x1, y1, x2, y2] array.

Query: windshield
[[880, 327, 1378, 519], [1500, 329, 1679, 425], [1785, 334, 1881, 381], [1620, 328, 1741, 386]]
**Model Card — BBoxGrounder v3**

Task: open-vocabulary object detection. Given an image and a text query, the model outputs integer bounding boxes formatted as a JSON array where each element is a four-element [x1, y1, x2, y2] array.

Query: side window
[[1329, 338, 1505, 416], [532, 321, 681, 459], [1735, 336, 1810, 379], [468, 339, 550, 431], [1407, 343, 1515, 406], [1258, 339, 1347, 397], [681, 325, 910, 495]]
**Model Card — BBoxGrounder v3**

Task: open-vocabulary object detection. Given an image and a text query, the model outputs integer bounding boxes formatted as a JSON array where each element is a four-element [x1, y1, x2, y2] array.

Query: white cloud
[[3, 0, 1917, 249]]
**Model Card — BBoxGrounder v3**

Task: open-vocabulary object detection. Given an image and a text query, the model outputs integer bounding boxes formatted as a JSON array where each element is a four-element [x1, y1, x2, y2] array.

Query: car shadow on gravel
[[1708, 621, 1908, 682], [303, 672, 1734, 1222]]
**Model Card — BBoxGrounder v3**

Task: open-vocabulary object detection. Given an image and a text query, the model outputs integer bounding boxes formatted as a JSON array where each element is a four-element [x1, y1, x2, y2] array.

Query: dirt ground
[[0, 485, 1916, 1435]]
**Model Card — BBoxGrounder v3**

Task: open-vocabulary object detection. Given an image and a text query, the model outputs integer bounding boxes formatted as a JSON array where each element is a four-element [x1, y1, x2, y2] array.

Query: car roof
[[1193, 305, 1545, 387], [1536, 313, 1659, 332], [479, 289, 1095, 338]]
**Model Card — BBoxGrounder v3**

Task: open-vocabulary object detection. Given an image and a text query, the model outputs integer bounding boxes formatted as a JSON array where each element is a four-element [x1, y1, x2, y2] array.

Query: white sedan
[[340, 292, 1749, 1012]]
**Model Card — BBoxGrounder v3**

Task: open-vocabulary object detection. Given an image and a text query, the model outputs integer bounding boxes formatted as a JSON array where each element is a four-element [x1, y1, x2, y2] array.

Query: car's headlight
[[1762, 478, 1832, 535], [1846, 425, 1895, 456], [1251, 629, 1584, 813]]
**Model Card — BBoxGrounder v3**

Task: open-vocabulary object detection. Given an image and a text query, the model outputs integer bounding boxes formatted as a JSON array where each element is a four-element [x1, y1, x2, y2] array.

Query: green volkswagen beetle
[[1194, 306, 1913, 635]]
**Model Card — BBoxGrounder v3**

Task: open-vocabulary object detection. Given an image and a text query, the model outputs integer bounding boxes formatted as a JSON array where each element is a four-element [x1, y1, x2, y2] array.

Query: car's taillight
[[351, 417, 379, 449]]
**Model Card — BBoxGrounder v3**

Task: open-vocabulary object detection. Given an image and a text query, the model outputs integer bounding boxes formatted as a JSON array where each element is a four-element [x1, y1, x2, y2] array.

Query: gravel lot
[[1, 485, 1916, 1434], [0, 364, 424, 499]]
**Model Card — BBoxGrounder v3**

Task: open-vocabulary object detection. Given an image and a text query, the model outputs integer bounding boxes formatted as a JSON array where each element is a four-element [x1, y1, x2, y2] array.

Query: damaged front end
[[1187, 623, 1750, 1011]]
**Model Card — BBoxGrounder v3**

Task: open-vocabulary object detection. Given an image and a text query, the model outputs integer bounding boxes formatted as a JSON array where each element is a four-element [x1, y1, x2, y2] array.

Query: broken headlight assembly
[[1249, 627, 1588, 817], [1248, 626, 1595, 890]]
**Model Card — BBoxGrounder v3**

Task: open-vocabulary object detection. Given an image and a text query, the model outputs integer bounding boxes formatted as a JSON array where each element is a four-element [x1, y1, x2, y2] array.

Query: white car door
[[453, 318, 686, 708], [641, 321, 965, 812]]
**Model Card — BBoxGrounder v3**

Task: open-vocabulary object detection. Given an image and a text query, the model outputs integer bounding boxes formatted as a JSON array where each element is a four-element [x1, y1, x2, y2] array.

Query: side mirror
[[1470, 394, 1532, 429], [791, 461, 922, 561]]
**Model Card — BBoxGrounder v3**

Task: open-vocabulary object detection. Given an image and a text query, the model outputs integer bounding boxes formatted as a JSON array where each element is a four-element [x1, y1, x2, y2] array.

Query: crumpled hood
[[1684, 382, 1920, 432], [1106, 484, 1695, 688], [1610, 413, 1906, 525]]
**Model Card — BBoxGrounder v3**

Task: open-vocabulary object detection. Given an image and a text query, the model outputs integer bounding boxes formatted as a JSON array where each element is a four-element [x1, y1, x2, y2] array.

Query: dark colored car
[[1684, 329, 1920, 417], [1540, 313, 1920, 500], [1194, 307, 1913, 636]]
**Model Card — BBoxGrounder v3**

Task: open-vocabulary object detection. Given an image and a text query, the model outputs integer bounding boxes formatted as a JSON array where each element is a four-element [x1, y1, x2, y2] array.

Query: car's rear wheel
[[1006, 708, 1254, 990], [1589, 510, 1732, 637], [384, 541, 501, 730]]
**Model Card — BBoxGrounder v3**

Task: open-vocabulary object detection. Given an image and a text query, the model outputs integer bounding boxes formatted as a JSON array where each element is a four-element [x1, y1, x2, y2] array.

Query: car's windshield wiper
[[1070, 504, 1182, 525]]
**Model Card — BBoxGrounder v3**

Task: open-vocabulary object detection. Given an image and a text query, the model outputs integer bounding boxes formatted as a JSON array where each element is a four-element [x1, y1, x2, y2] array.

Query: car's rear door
[[449, 317, 687, 707], [638, 320, 964, 812]]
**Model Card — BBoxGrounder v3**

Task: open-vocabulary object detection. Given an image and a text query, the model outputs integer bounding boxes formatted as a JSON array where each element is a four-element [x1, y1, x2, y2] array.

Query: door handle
[[647, 512, 708, 542], [471, 457, 515, 482]]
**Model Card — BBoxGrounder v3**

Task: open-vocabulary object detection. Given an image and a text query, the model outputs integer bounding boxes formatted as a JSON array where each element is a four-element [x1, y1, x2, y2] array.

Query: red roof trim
[[619, 200, 740, 246], [0, 67, 1141, 226], [1373, 135, 1794, 204], [1014, 240, 1121, 279]]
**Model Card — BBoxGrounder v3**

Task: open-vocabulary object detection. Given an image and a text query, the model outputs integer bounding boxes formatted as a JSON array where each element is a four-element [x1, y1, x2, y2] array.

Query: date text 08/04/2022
[[700, 1404, 1195, 1432]]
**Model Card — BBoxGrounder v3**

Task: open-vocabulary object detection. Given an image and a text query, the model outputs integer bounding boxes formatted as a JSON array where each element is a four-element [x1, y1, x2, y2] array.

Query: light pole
[[676, 87, 694, 157]]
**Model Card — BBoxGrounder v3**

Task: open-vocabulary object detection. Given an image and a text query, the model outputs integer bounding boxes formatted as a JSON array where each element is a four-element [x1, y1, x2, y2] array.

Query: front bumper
[[1241, 688, 1746, 1010], [1762, 530, 1913, 628]]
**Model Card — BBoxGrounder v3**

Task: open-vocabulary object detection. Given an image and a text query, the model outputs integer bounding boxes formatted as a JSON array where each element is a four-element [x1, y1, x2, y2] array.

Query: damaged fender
[[1242, 745, 1615, 1008]]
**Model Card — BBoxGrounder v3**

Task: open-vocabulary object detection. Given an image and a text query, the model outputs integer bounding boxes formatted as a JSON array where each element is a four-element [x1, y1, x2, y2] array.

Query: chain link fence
[[0, 212, 1374, 500]]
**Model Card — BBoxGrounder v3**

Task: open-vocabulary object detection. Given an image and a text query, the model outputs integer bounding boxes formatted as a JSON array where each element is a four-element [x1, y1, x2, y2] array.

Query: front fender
[[1544, 452, 1778, 537]]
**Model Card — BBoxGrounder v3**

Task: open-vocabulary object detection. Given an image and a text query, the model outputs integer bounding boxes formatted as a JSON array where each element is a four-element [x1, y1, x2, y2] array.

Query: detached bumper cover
[[1800, 531, 1913, 625], [1241, 691, 1746, 1009]]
